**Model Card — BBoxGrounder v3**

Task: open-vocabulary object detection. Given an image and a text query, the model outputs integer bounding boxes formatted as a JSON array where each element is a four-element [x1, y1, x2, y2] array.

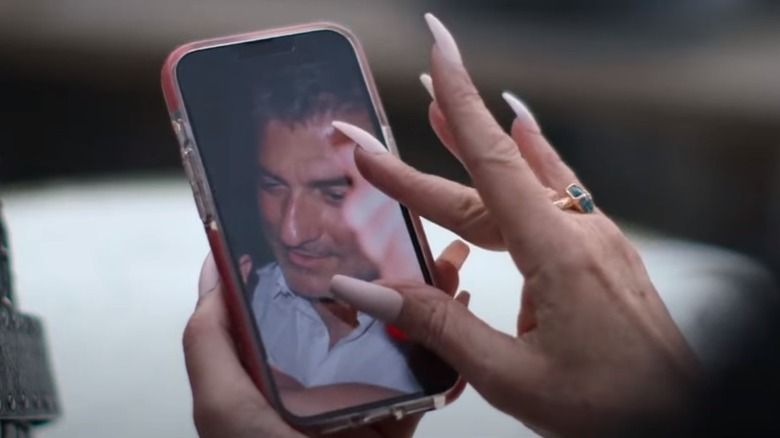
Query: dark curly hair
[[252, 61, 367, 135], [234, 59, 372, 266]]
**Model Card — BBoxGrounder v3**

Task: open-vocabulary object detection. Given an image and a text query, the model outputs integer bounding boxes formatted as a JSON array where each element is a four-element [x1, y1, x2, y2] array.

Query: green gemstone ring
[[553, 183, 595, 214]]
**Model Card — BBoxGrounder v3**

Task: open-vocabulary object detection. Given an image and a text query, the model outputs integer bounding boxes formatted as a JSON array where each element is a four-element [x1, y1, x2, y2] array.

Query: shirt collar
[[267, 263, 378, 329], [271, 265, 294, 299]]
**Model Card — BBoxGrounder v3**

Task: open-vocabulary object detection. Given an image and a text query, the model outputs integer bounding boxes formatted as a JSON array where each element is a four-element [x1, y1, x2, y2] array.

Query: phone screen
[[175, 29, 457, 419]]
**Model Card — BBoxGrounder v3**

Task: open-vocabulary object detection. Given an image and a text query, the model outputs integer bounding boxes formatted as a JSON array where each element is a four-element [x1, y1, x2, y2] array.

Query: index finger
[[426, 14, 564, 269], [329, 275, 544, 397]]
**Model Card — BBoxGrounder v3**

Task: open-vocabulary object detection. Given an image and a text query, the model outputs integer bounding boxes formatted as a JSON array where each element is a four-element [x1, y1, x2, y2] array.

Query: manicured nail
[[440, 239, 470, 270], [424, 13, 463, 66], [198, 252, 220, 298], [330, 275, 402, 322], [502, 91, 541, 134], [332, 121, 388, 155], [456, 291, 471, 308], [419, 73, 435, 100]]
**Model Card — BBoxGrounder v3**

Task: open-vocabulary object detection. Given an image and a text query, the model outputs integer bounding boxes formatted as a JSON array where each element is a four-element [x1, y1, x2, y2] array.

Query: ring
[[553, 184, 595, 214]]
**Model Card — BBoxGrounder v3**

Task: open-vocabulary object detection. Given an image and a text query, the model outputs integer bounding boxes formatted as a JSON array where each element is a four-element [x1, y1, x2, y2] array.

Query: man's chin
[[285, 279, 331, 300]]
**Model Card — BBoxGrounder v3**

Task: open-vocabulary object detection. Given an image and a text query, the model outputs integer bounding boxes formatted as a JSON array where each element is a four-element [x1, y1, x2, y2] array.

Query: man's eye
[[322, 189, 347, 204], [258, 179, 284, 192]]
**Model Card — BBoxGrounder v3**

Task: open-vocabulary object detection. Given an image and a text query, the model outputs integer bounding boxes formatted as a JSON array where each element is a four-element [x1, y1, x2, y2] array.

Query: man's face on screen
[[256, 111, 378, 298]]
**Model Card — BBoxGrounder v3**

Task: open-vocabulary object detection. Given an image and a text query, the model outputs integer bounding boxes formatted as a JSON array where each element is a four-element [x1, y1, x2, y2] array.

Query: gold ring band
[[553, 184, 595, 214]]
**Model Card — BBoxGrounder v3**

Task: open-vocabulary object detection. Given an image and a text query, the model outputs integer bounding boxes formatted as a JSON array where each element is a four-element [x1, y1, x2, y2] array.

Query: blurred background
[[2, 0, 779, 275], [1, 1, 779, 437]]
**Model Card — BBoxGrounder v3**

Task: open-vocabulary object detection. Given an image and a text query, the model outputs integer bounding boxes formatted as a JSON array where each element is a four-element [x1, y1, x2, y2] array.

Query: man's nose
[[280, 194, 320, 247]]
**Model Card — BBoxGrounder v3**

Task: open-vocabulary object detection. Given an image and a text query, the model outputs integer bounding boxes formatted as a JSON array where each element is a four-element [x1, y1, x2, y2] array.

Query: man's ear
[[239, 254, 253, 284], [242, 255, 264, 303]]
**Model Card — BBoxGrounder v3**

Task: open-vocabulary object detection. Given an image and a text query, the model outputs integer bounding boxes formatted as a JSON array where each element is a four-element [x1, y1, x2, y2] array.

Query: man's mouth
[[285, 248, 329, 269]]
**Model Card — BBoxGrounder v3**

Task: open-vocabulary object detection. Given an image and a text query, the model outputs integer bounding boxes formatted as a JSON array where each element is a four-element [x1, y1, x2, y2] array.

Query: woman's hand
[[329, 13, 704, 438], [183, 239, 470, 438], [330, 126, 421, 282]]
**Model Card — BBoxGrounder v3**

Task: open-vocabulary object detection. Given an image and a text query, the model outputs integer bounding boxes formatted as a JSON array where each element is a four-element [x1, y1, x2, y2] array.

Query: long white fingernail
[[332, 121, 388, 155], [420, 73, 435, 100], [424, 13, 463, 66], [502, 91, 541, 134], [330, 275, 403, 322]]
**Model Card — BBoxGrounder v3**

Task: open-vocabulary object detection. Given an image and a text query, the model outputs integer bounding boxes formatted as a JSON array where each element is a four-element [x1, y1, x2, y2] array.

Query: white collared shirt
[[250, 263, 421, 393]]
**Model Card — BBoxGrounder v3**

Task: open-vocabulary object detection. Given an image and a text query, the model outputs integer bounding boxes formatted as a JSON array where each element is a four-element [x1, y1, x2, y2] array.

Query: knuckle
[[452, 189, 488, 227], [470, 133, 521, 172], [449, 190, 504, 248], [448, 75, 483, 108], [419, 298, 458, 349]]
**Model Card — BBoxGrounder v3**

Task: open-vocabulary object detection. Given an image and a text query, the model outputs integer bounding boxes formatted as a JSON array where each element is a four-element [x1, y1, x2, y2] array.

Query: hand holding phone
[[185, 243, 469, 438], [163, 22, 465, 434]]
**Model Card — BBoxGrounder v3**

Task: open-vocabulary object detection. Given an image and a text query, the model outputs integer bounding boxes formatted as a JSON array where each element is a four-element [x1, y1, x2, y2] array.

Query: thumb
[[185, 253, 263, 406], [187, 253, 299, 438], [329, 275, 534, 390]]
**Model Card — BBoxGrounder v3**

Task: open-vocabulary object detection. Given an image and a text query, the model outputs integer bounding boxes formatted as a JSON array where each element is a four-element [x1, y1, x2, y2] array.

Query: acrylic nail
[[502, 91, 541, 134], [420, 73, 435, 100], [332, 121, 388, 155], [330, 275, 403, 322], [424, 13, 463, 66]]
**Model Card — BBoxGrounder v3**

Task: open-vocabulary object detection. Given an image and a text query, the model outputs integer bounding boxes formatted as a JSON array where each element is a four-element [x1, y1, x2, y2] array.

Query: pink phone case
[[161, 22, 466, 434]]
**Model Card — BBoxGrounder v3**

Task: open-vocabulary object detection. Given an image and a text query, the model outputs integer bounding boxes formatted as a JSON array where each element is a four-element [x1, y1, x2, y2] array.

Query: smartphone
[[161, 23, 463, 433]]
